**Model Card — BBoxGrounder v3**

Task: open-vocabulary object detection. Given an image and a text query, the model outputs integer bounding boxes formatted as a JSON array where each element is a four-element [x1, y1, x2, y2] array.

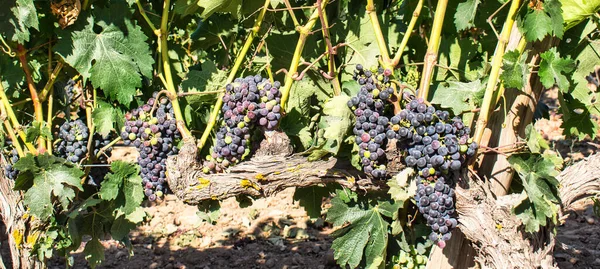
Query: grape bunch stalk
[[203, 75, 282, 173], [347, 64, 395, 178], [121, 92, 181, 201], [389, 97, 478, 248]]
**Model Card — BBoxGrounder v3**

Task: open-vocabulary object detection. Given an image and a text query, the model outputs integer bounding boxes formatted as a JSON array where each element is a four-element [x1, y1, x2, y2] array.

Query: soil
[[2, 88, 599, 269]]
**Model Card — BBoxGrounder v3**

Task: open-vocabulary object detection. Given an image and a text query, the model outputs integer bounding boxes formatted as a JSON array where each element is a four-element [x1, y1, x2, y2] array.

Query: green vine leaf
[[83, 237, 105, 269], [293, 186, 335, 219], [25, 121, 53, 143], [509, 153, 561, 233], [454, 0, 481, 31], [92, 101, 120, 137], [55, 8, 154, 107], [388, 168, 416, 203], [174, 0, 242, 18], [561, 0, 600, 30], [14, 154, 83, 221], [519, 0, 564, 42], [319, 95, 353, 155], [327, 192, 389, 269], [538, 48, 576, 91], [501, 50, 529, 89], [181, 60, 227, 106], [430, 80, 485, 115], [524, 124, 548, 154], [0, 0, 39, 43]]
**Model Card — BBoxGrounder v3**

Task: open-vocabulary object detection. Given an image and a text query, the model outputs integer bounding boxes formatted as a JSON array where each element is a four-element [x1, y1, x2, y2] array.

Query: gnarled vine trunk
[[0, 159, 44, 269]]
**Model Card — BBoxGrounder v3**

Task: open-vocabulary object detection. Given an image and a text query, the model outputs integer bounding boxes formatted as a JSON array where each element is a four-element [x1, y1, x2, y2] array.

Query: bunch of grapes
[[121, 92, 180, 201], [346, 64, 394, 178], [389, 97, 477, 248], [203, 75, 282, 173], [55, 119, 90, 163], [390, 248, 428, 269], [87, 133, 116, 186], [3, 142, 19, 180]]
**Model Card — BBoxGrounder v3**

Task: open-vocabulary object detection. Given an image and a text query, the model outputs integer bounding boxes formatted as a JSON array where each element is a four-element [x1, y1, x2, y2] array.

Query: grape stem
[[135, 0, 158, 32], [317, 0, 341, 96], [472, 0, 522, 146], [391, 0, 424, 67], [17, 44, 46, 152], [280, 0, 328, 111], [0, 82, 38, 154], [95, 137, 122, 159], [366, 0, 391, 67], [0, 103, 25, 157], [39, 62, 63, 102], [154, 0, 192, 139], [417, 0, 448, 100], [46, 86, 54, 154], [197, 0, 272, 151]]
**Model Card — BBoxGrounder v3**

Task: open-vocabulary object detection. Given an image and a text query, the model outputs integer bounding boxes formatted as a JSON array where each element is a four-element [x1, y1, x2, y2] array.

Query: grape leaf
[[327, 193, 389, 269], [0, 0, 39, 43], [524, 124, 548, 154], [454, 0, 481, 31], [25, 121, 52, 143], [509, 153, 560, 233], [181, 60, 227, 106], [501, 50, 529, 89], [561, 0, 600, 30], [538, 48, 576, 91], [14, 154, 83, 221], [519, 0, 564, 42], [561, 96, 600, 140], [317, 95, 353, 155], [430, 80, 485, 115], [293, 186, 332, 219], [520, 10, 553, 42], [387, 168, 416, 203], [55, 11, 154, 106], [83, 237, 105, 269], [92, 101, 119, 137], [174, 0, 242, 18]]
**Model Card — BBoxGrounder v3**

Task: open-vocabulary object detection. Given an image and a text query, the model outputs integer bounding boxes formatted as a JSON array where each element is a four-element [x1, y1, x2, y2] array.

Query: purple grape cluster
[[55, 119, 90, 163], [121, 92, 180, 201], [3, 145, 19, 180], [203, 75, 282, 173], [347, 65, 395, 178], [390, 97, 477, 248]]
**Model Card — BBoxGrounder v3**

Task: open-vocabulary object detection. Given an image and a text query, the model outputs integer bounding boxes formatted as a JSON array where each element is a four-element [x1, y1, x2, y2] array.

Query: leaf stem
[[417, 0, 448, 100], [17, 44, 45, 151], [197, 0, 272, 151], [318, 0, 341, 96], [0, 82, 38, 154], [392, 0, 424, 66], [280, 0, 328, 110], [366, 0, 391, 66], [472, 0, 522, 145], [158, 0, 191, 139], [135, 0, 158, 32]]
